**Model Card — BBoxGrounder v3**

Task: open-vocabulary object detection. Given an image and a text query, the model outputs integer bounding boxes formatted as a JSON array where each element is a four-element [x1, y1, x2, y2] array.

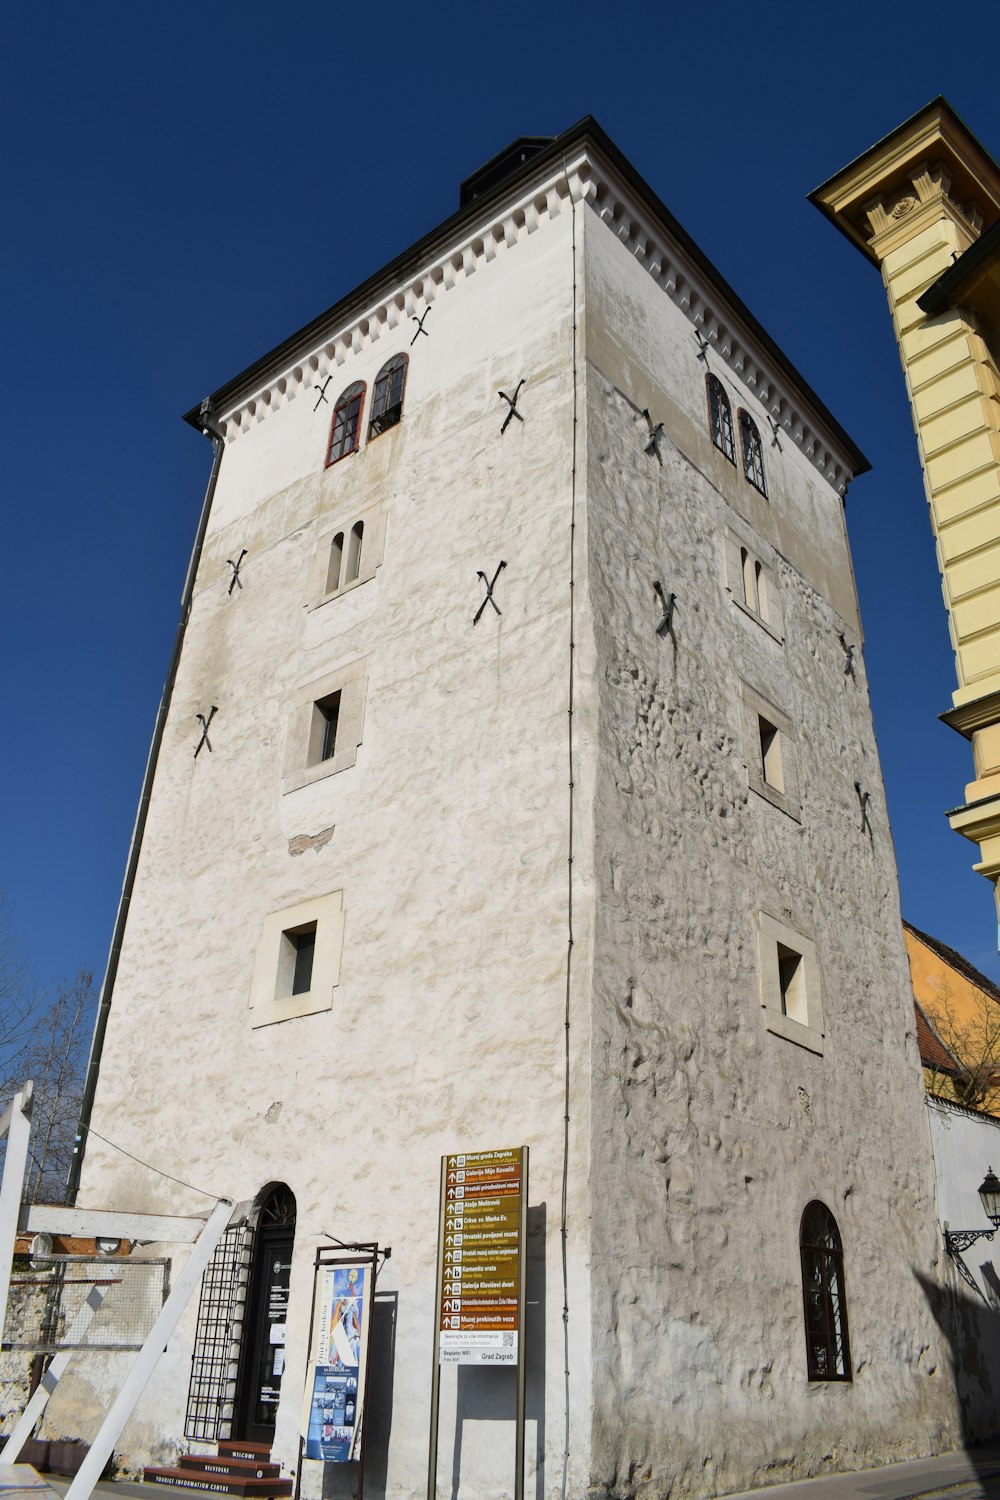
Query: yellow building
[[905, 920, 1000, 1113], [813, 101, 1000, 914]]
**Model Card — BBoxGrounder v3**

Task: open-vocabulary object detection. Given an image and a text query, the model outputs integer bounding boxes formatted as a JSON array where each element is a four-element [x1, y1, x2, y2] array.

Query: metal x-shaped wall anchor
[[653, 580, 676, 639], [498, 379, 525, 435], [313, 376, 333, 411], [411, 308, 431, 345], [767, 415, 783, 452], [642, 409, 664, 464], [838, 633, 856, 679], [473, 560, 507, 625], [694, 330, 711, 363], [855, 781, 872, 837], [227, 549, 247, 595], [194, 705, 218, 758]]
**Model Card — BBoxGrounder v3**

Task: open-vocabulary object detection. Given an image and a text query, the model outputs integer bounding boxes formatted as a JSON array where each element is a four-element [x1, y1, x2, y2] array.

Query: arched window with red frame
[[739, 409, 767, 496], [326, 381, 366, 467], [707, 374, 735, 463], [800, 1200, 851, 1381], [368, 354, 408, 439]]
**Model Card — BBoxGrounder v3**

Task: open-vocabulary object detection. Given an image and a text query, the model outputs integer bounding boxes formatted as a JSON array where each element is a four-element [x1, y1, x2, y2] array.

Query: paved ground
[[38, 1445, 1000, 1500], [718, 1447, 1000, 1500]]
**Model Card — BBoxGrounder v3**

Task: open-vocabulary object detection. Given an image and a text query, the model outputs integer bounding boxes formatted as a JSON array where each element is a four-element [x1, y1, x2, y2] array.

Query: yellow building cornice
[[810, 98, 1000, 266]]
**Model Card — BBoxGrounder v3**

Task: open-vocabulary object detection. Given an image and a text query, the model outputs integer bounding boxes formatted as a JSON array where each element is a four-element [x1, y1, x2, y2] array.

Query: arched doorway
[[235, 1183, 297, 1443]]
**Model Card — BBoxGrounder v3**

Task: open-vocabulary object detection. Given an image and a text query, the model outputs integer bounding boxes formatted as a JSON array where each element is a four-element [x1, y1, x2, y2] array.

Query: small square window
[[283, 660, 369, 794], [758, 913, 823, 1054], [249, 892, 345, 1029], [741, 684, 798, 820]]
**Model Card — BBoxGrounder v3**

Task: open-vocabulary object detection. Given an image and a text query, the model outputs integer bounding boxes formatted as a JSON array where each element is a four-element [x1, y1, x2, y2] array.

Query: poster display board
[[301, 1258, 371, 1464]]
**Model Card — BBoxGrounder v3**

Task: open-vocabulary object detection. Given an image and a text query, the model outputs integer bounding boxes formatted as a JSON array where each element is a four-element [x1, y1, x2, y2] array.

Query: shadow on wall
[[915, 1264, 1000, 1455], [449, 1202, 547, 1500], [322, 1290, 397, 1500]]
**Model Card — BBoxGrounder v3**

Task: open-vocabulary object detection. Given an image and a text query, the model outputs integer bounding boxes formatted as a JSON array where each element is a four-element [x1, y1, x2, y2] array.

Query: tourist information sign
[[437, 1147, 525, 1365], [427, 1146, 528, 1500]]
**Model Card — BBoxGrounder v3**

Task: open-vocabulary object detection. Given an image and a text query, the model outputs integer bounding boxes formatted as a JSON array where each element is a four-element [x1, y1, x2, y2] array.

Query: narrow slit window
[[742, 548, 758, 614], [368, 354, 408, 439], [309, 690, 342, 766], [777, 943, 806, 1023], [291, 927, 316, 995], [326, 382, 366, 466], [707, 374, 735, 463], [327, 532, 345, 594], [739, 410, 767, 496], [276, 922, 318, 1000], [759, 716, 784, 791], [345, 521, 364, 585]]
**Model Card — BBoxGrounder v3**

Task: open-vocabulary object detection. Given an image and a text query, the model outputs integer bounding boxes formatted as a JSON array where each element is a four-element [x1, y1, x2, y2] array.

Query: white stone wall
[[54, 203, 595, 1499], [582, 209, 961, 1496]]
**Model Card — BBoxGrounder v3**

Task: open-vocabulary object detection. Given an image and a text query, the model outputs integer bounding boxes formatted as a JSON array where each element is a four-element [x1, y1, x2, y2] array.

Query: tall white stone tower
[[58, 120, 963, 1498]]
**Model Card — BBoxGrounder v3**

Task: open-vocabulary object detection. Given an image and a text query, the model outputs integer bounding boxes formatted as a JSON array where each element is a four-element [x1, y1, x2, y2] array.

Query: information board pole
[[426, 1156, 447, 1500], [514, 1147, 529, 1500]]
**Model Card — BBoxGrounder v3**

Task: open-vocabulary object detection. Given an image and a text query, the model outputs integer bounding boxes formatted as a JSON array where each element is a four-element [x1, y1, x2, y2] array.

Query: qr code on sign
[[502, 1333, 514, 1346]]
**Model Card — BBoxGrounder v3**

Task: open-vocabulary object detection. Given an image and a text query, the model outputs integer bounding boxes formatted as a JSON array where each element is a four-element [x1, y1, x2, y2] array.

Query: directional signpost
[[427, 1146, 528, 1500]]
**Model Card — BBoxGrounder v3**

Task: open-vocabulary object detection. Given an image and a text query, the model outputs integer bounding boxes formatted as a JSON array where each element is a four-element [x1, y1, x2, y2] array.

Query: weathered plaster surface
[[47, 207, 594, 1500], [583, 211, 960, 1497]]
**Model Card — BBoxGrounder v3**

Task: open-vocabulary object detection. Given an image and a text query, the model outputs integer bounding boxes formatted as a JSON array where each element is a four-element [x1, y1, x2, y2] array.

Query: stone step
[[142, 1468, 292, 1498], [217, 1445, 273, 1461], [178, 1458, 281, 1480]]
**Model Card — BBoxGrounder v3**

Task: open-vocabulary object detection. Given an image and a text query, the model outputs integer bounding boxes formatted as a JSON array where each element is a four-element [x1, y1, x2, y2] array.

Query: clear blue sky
[[2, 2, 998, 992]]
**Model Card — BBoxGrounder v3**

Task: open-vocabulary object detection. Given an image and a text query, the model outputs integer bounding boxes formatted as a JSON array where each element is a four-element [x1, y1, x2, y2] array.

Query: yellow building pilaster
[[812, 100, 1000, 914]]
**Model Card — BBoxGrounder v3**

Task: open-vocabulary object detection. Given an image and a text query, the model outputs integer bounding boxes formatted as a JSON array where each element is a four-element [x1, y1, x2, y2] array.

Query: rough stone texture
[[38, 175, 963, 1499], [46, 205, 593, 1500], [584, 213, 960, 1497]]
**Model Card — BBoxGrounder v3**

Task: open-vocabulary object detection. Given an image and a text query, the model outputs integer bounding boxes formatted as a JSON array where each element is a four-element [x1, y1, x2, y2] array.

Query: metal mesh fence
[[2, 1254, 170, 1354]]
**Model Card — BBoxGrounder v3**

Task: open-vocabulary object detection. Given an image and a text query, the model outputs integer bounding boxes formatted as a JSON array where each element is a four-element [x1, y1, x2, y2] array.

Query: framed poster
[[300, 1257, 371, 1464]]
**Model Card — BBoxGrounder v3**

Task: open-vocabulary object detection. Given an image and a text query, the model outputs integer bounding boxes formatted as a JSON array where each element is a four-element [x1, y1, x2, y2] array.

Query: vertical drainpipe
[[66, 401, 226, 1205]]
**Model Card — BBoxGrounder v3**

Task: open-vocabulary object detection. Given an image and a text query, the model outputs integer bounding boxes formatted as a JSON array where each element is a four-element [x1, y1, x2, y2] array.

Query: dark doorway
[[234, 1184, 297, 1444]]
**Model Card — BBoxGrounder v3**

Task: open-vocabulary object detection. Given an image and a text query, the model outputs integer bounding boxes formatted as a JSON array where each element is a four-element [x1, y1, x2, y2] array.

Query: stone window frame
[[724, 529, 783, 642], [740, 682, 800, 820], [310, 501, 386, 610], [757, 911, 824, 1055], [249, 889, 345, 1029], [282, 657, 368, 795]]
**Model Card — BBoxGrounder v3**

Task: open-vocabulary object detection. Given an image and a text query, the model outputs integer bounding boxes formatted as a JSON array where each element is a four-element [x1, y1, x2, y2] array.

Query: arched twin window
[[326, 520, 365, 594], [800, 1201, 851, 1381], [707, 374, 735, 463], [706, 375, 768, 497], [325, 355, 409, 468]]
